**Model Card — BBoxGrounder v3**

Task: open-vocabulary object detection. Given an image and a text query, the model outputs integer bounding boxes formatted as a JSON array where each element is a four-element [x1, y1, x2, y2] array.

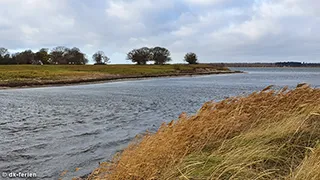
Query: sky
[[0, 0, 319, 64]]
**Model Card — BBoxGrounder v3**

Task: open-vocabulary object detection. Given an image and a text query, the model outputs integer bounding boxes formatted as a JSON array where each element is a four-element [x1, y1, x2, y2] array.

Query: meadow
[[0, 64, 231, 87], [87, 85, 320, 180]]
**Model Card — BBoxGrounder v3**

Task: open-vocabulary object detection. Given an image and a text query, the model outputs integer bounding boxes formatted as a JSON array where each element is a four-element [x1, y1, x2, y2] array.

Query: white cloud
[[106, 1, 139, 21], [184, 0, 225, 6], [171, 26, 197, 36], [255, 0, 305, 18], [105, 0, 174, 21]]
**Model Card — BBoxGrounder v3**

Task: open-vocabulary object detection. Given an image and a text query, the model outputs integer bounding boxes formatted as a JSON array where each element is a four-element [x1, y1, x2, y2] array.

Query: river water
[[0, 68, 319, 179]]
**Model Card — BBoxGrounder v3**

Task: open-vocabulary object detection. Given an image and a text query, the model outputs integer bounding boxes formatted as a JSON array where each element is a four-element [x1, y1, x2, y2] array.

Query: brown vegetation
[[87, 85, 320, 180]]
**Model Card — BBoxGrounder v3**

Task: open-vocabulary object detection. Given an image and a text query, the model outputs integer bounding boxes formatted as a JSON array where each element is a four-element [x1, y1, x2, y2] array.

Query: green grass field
[[0, 64, 230, 87]]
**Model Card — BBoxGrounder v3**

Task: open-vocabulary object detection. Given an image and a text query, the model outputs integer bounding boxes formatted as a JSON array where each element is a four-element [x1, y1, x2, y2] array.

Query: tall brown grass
[[88, 85, 320, 180]]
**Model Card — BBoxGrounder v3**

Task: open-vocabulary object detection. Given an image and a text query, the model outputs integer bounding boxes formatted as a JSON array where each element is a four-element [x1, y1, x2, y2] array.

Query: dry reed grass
[[88, 85, 320, 180]]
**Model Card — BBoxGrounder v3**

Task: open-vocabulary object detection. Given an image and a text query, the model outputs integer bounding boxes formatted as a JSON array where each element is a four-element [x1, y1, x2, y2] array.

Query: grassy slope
[[0, 64, 231, 87], [88, 85, 320, 180]]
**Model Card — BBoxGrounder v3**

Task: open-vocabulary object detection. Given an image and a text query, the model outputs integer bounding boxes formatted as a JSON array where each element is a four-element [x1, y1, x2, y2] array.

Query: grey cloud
[[0, 0, 319, 63]]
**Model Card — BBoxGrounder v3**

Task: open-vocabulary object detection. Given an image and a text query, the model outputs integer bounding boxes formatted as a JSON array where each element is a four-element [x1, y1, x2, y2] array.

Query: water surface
[[0, 67, 319, 179]]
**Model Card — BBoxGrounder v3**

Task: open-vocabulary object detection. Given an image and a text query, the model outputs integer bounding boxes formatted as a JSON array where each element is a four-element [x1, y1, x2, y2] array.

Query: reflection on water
[[0, 67, 319, 179]]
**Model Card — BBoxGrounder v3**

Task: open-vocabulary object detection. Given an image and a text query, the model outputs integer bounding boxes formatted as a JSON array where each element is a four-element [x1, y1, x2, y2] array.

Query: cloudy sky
[[0, 0, 319, 64]]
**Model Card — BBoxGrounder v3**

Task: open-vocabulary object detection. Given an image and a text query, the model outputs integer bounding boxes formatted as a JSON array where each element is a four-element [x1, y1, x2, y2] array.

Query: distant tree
[[35, 48, 51, 64], [127, 47, 152, 65], [50, 46, 69, 64], [11, 53, 19, 64], [275, 62, 303, 67], [0, 47, 11, 64], [151, 47, 171, 65], [0, 47, 9, 58], [184, 52, 198, 64], [16, 50, 35, 64], [65, 47, 88, 65], [92, 51, 110, 65]]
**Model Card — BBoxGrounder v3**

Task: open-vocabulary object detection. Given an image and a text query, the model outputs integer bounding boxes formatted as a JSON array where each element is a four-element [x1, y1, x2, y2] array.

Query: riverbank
[[0, 64, 240, 89], [86, 85, 320, 180], [210, 63, 320, 68]]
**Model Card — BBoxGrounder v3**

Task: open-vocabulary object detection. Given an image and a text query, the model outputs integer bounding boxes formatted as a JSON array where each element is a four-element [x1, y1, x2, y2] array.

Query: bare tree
[[15, 50, 35, 64], [0, 47, 11, 64], [151, 47, 171, 65], [66, 47, 88, 65], [127, 47, 152, 65], [92, 51, 110, 65], [50, 46, 69, 64], [35, 48, 50, 64], [184, 52, 198, 64], [0, 47, 9, 58]]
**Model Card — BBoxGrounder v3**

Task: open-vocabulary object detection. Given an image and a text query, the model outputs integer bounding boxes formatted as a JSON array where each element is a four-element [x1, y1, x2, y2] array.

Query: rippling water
[[0, 68, 319, 179]]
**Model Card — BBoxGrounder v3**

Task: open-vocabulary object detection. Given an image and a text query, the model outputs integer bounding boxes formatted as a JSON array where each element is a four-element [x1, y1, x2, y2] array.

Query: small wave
[[104, 137, 133, 148], [66, 143, 102, 156], [1, 153, 35, 162], [73, 129, 102, 137]]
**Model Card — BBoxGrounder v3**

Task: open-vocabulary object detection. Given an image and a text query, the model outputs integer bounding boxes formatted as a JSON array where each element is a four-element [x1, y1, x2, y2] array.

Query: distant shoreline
[[0, 70, 242, 90], [210, 62, 320, 68], [228, 66, 320, 68]]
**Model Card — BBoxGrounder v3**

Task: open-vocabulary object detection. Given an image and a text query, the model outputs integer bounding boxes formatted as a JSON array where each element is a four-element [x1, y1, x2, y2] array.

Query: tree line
[[0, 46, 199, 65], [275, 62, 320, 67], [0, 47, 90, 65], [126, 47, 198, 65]]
